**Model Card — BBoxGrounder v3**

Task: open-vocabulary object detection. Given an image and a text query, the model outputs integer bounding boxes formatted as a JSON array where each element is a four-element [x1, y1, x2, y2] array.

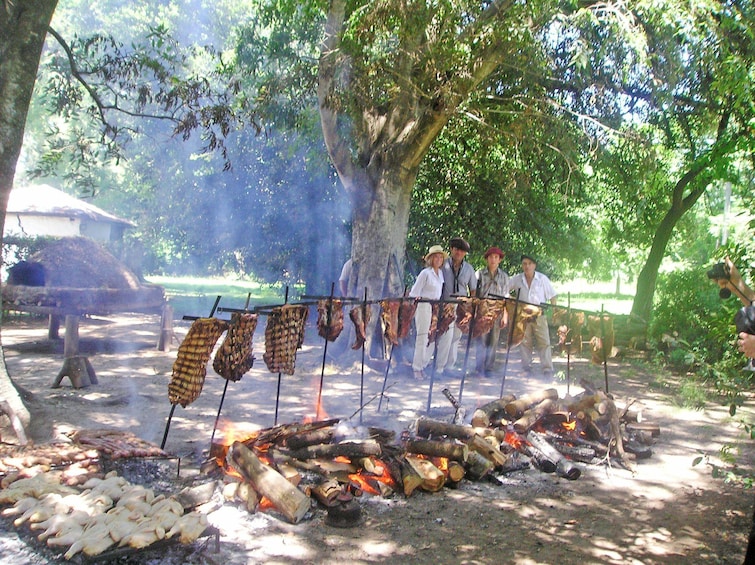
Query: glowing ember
[[562, 419, 577, 431], [347, 456, 396, 496], [504, 430, 524, 449]]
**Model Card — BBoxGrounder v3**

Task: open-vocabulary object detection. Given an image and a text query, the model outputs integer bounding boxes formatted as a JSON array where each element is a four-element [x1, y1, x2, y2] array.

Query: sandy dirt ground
[[1, 312, 754, 564]]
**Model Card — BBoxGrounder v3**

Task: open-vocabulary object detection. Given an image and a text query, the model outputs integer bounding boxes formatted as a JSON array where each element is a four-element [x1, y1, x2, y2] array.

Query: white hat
[[424, 245, 448, 262]]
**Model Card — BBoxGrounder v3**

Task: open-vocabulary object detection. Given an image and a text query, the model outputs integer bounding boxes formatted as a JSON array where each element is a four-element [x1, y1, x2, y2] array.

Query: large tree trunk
[[0, 0, 60, 430], [630, 118, 736, 328]]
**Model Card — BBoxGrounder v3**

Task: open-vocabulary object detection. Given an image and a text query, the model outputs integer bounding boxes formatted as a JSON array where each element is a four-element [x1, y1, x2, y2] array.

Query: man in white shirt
[[509, 254, 557, 376], [436, 237, 476, 375]]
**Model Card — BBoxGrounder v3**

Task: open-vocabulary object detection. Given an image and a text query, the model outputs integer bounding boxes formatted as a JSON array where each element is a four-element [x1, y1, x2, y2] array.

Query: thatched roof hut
[[3, 237, 164, 315]]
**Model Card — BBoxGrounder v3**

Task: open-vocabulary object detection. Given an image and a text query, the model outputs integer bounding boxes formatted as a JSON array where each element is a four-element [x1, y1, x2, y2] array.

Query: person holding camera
[[738, 332, 755, 358]]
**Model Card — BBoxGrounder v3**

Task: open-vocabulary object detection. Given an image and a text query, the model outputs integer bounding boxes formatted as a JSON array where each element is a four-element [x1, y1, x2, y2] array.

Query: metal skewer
[[315, 283, 336, 420], [273, 286, 290, 425], [499, 293, 520, 398], [209, 293, 252, 454], [426, 286, 447, 415], [378, 288, 408, 412], [358, 288, 368, 424], [457, 298, 479, 405]]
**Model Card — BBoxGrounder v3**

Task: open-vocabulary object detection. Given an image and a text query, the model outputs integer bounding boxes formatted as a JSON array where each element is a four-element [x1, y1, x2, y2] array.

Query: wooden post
[[52, 315, 97, 388], [157, 304, 175, 351]]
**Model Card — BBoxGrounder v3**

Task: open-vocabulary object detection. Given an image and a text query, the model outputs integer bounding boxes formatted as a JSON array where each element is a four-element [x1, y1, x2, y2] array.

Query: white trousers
[[412, 303, 435, 371], [434, 322, 461, 371]]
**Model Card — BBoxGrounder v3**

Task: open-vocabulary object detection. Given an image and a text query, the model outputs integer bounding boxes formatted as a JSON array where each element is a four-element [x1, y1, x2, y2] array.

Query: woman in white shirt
[[409, 245, 446, 380]]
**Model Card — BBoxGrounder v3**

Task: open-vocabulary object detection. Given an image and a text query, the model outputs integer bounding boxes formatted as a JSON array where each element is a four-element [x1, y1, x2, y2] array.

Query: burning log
[[403, 439, 468, 463], [284, 428, 335, 450], [311, 479, 344, 507], [526, 431, 581, 480], [244, 418, 340, 448], [464, 451, 495, 480], [470, 395, 517, 428], [228, 441, 310, 523], [415, 417, 506, 443], [467, 435, 510, 468], [512, 399, 559, 433], [442, 460, 466, 485], [287, 440, 382, 461], [504, 389, 559, 420], [403, 455, 445, 492]]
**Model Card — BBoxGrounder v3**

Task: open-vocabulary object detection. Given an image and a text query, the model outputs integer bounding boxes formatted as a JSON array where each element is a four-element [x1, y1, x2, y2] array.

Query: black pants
[[745, 501, 755, 564]]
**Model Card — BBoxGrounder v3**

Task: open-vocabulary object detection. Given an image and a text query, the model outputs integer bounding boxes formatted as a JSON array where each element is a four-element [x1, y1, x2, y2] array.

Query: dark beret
[[449, 237, 470, 252]]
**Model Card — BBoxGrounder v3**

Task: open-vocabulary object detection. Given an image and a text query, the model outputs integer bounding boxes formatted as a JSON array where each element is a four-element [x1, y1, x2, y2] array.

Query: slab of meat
[[379, 299, 418, 345], [504, 301, 541, 347], [169, 317, 228, 407], [471, 299, 506, 338], [455, 298, 475, 334], [379, 300, 399, 345], [316, 299, 344, 342], [587, 314, 614, 364], [349, 304, 371, 349], [262, 304, 309, 375], [427, 303, 458, 346], [213, 312, 258, 381], [398, 301, 417, 339], [552, 308, 584, 355]]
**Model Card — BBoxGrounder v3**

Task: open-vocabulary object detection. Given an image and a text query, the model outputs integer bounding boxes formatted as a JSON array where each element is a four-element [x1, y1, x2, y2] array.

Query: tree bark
[[317, 1, 524, 353], [0, 0, 60, 431], [630, 116, 736, 327]]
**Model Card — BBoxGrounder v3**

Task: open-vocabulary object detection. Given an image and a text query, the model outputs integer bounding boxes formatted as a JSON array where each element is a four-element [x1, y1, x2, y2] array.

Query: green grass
[[146, 275, 637, 319], [554, 278, 635, 315], [145, 275, 288, 318]]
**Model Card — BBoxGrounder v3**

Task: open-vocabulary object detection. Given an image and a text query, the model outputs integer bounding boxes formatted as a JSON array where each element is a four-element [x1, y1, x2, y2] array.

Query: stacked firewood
[[207, 388, 658, 523]]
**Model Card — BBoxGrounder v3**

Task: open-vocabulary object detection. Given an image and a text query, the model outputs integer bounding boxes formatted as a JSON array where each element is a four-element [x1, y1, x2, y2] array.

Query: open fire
[[201, 380, 657, 525]]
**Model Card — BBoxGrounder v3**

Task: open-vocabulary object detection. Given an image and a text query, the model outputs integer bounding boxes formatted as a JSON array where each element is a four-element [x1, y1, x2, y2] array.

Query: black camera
[[707, 262, 734, 299], [735, 305, 755, 335]]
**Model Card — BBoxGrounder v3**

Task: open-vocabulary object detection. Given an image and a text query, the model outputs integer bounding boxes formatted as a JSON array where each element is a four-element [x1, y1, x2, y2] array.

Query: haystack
[[30, 237, 141, 289]]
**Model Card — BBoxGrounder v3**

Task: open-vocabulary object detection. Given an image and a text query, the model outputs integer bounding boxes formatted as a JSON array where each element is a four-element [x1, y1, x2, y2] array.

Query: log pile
[[209, 386, 659, 522]]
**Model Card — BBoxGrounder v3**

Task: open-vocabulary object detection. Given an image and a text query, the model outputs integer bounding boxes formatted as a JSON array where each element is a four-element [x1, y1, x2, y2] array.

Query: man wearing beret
[[474, 246, 510, 377], [436, 237, 477, 375], [509, 254, 558, 377]]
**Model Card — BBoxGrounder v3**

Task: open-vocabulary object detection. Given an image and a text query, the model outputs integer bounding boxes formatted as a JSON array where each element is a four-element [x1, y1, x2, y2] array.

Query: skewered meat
[[349, 304, 371, 349], [316, 299, 344, 341], [398, 301, 417, 339], [379, 299, 417, 345], [262, 304, 309, 374], [379, 300, 399, 345], [68, 429, 167, 459], [504, 301, 541, 347], [467, 299, 506, 338], [455, 298, 475, 334], [552, 308, 584, 354], [168, 317, 228, 407], [213, 312, 258, 381], [587, 314, 614, 363], [427, 303, 458, 346]]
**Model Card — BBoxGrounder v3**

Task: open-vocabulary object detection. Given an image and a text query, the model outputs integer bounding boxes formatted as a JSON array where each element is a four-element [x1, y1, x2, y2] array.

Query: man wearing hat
[[435, 237, 477, 375], [509, 254, 558, 377], [474, 246, 510, 377]]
